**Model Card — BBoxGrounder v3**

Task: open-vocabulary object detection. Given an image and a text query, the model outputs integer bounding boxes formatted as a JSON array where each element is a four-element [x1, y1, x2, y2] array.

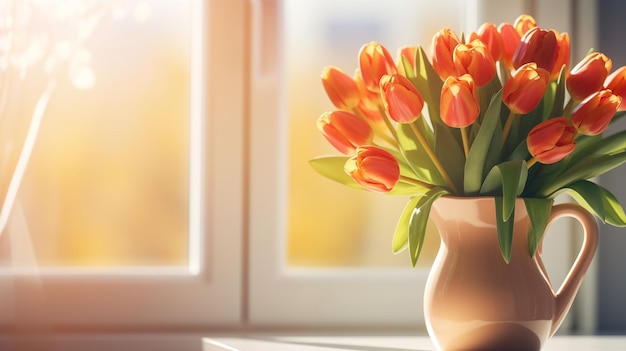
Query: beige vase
[[425, 196, 598, 351]]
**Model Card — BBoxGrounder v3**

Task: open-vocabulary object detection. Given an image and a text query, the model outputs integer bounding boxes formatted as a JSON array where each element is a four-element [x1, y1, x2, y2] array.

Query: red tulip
[[344, 146, 400, 193], [358, 42, 398, 93], [397, 45, 416, 76], [453, 39, 497, 86], [550, 31, 570, 80], [514, 14, 538, 36], [605, 66, 626, 111], [470, 23, 504, 62], [527, 117, 576, 164], [380, 74, 425, 123], [317, 111, 374, 154], [567, 52, 612, 101], [512, 27, 558, 73], [498, 22, 521, 69], [431, 28, 461, 80], [440, 74, 480, 128], [503, 63, 550, 114], [321, 66, 361, 109], [571, 89, 622, 135]]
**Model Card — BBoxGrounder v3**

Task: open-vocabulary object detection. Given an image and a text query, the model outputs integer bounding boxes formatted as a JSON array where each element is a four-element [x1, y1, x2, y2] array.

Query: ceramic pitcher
[[425, 196, 598, 351]]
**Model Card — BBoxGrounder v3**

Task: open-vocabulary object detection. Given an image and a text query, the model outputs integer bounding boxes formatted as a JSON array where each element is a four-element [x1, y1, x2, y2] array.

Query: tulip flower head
[[380, 74, 425, 124], [605, 66, 626, 111], [571, 89, 622, 136], [397, 45, 416, 75], [498, 22, 522, 69], [550, 31, 570, 80], [321, 66, 361, 110], [453, 40, 497, 87], [317, 111, 374, 154], [440, 74, 480, 128], [344, 146, 400, 193], [567, 52, 612, 101], [503, 63, 550, 114], [470, 23, 504, 62], [513, 14, 538, 36], [358, 42, 398, 93], [431, 28, 461, 80], [513, 27, 558, 73], [527, 117, 576, 164]]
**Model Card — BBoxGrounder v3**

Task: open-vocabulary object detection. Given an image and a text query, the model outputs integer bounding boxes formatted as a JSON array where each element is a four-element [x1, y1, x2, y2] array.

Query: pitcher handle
[[546, 203, 599, 336]]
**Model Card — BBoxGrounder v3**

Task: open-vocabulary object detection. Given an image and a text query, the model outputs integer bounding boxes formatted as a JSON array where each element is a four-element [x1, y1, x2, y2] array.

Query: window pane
[[0, 0, 195, 268], [285, 0, 464, 267]]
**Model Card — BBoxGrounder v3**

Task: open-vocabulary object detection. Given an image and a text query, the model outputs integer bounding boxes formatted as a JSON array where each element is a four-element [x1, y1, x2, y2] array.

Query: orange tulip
[[527, 117, 576, 164], [380, 74, 425, 123], [344, 146, 400, 193], [470, 23, 504, 62], [397, 45, 416, 76], [566, 52, 612, 101], [498, 22, 521, 69], [453, 40, 497, 86], [440, 74, 480, 128], [605, 66, 626, 111], [503, 63, 550, 114], [512, 27, 558, 73], [550, 31, 570, 80], [571, 89, 622, 136], [354, 68, 382, 111], [431, 28, 460, 80], [513, 14, 538, 36], [317, 111, 374, 155], [321, 66, 361, 110], [358, 42, 398, 93]]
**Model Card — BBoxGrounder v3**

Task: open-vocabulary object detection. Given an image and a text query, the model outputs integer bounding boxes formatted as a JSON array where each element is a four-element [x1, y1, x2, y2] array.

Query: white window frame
[[247, 0, 596, 332], [0, 0, 246, 330]]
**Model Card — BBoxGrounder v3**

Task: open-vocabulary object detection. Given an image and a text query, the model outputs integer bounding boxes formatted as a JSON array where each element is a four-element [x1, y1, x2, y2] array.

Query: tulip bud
[[512, 27, 558, 73], [566, 52, 612, 101], [550, 31, 570, 80], [344, 146, 400, 193], [354, 68, 382, 111], [503, 63, 550, 114], [571, 89, 622, 135], [321, 66, 361, 110], [317, 111, 374, 155], [453, 39, 497, 86], [498, 22, 521, 69], [605, 66, 626, 111], [440, 74, 480, 128], [513, 14, 538, 36], [380, 74, 425, 123], [358, 42, 398, 93], [397, 45, 416, 76], [527, 117, 576, 164], [470, 22, 504, 62], [431, 28, 461, 80]]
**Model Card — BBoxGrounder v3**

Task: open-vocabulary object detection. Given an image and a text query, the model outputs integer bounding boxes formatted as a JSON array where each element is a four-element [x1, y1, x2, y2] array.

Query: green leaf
[[524, 198, 552, 257], [480, 160, 528, 221], [413, 46, 443, 118], [397, 123, 446, 186], [408, 187, 449, 266], [495, 196, 514, 263], [559, 180, 626, 227], [464, 90, 504, 194], [392, 196, 421, 253], [549, 66, 567, 118], [309, 156, 363, 190]]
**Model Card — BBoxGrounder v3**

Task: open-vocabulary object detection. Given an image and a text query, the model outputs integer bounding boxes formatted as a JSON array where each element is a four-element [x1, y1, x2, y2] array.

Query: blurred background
[[0, 0, 625, 338]]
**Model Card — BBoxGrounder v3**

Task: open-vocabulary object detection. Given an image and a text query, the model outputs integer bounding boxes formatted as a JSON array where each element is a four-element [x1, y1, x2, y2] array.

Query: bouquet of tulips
[[310, 14, 626, 265]]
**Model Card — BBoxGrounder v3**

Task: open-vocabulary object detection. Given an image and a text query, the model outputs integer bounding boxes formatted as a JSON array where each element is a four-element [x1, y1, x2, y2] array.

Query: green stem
[[399, 175, 433, 189], [461, 127, 470, 158], [527, 157, 539, 169], [409, 123, 459, 194], [352, 107, 399, 148], [501, 110, 516, 147]]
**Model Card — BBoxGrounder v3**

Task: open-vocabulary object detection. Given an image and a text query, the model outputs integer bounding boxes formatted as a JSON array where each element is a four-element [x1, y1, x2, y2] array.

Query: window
[[0, 0, 244, 330]]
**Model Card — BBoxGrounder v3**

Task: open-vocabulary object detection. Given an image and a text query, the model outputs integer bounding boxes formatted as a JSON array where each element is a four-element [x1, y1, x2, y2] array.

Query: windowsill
[[3, 332, 626, 351]]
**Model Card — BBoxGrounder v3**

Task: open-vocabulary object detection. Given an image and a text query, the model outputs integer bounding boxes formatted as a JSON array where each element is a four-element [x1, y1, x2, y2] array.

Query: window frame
[[0, 0, 246, 330]]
